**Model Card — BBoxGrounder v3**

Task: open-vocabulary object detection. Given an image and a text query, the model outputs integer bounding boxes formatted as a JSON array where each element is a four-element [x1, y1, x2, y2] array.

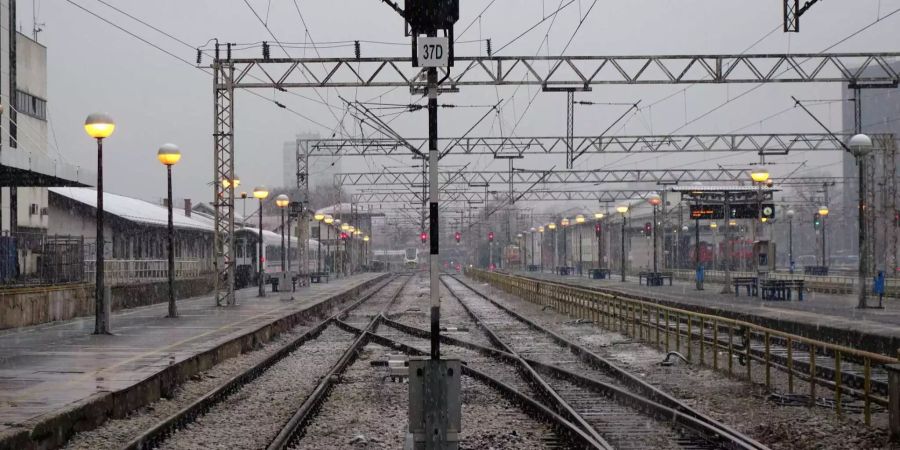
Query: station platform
[[0, 272, 386, 450], [510, 270, 900, 357]]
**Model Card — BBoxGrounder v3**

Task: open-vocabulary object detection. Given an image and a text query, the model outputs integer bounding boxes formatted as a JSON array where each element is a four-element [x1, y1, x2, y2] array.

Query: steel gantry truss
[[222, 53, 900, 89], [212, 51, 898, 304], [299, 133, 872, 158], [335, 168, 753, 187]]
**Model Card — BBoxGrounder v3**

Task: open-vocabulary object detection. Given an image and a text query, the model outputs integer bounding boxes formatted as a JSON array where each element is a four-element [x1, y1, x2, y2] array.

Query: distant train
[[502, 245, 521, 267], [404, 247, 419, 269]]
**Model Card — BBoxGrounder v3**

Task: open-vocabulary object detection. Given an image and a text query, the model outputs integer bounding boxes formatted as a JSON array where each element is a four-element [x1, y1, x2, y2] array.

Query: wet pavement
[[0, 273, 382, 433]]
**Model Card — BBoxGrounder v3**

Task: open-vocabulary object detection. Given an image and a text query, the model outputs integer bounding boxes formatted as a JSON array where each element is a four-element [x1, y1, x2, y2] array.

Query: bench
[[760, 279, 805, 301], [309, 271, 329, 284], [639, 271, 673, 286], [557, 266, 575, 276], [804, 266, 829, 276], [590, 268, 611, 279], [527, 264, 541, 272], [733, 276, 759, 296]]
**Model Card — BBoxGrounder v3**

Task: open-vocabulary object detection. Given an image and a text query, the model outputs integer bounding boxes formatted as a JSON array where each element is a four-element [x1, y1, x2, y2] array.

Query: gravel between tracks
[[157, 325, 355, 449], [293, 342, 557, 450], [459, 276, 894, 450], [62, 323, 321, 450]]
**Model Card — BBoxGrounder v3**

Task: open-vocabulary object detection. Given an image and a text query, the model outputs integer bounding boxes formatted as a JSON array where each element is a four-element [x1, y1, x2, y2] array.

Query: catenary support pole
[[428, 66, 440, 360]]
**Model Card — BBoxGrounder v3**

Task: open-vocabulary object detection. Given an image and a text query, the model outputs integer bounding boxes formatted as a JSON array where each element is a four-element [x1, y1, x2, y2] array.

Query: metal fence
[[0, 233, 84, 286], [83, 259, 211, 286], [468, 268, 899, 426]]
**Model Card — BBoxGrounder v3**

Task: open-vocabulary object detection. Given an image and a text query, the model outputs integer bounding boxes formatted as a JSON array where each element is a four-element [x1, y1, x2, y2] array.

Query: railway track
[[514, 272, 891, 414], [441, 275, 767, 450], [119, 275, 406, 450]]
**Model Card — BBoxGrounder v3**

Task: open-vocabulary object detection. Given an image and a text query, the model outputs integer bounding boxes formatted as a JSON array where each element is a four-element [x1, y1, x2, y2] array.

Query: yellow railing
[[466, 268, 898, 425]]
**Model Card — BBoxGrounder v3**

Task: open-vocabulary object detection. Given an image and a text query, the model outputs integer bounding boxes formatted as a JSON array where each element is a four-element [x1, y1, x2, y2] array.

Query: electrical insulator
[[354, 40, 361, 59], [262, 41, 270, 60], [486, 38, 492, 57], [196, 48, 202, 65], [226, 42, 232, 60]]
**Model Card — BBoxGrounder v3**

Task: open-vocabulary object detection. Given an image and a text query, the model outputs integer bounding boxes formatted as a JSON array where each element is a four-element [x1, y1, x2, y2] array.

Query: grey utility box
[[405, 358, 461, 450]]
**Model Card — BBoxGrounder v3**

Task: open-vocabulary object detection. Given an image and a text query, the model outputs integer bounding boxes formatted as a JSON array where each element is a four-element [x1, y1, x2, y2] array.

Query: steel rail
[[351, 319, 606, 449], [446, 274, 767, 449], [438, 277, 615, 449], [478, 269, 895, 425], [378, 315, 762, 449], [120, 275, 398, 450], [267, 275, 413, 450]]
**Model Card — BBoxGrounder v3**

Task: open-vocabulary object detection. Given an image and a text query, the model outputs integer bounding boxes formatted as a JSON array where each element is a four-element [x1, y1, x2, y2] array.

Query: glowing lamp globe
[[84, 112, 115, 139], [157, 143, 181, 166], [252, 186, 269, 200], [275, 194, 289, 208]]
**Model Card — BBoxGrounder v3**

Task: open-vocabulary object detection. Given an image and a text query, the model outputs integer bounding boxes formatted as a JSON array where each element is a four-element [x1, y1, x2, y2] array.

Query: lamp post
[[709, 222, 719, 271], [530, 227, 536, 269], [538, 226, 545, 272], [786, 209, 795, 273], [276, 195, 289, 282], [750, 169, 770, 241], [548, 222, 557, 272], [157, 143, 181, 318], [648, 195, 662, 274], [575, 215, 585, 275], [240, 192, 248, 228], [85, 112, 115, 335], [324, 215, 334, 279], [314, 213, 325, 275], [363, 235, 370, 268], [818, 205, 830, 267], [253, 186, 269, 297], [341, 222, 351, 276], [594, 212, 605, 269], [560, 218, 570, 273], [616, 205, 628, 281]]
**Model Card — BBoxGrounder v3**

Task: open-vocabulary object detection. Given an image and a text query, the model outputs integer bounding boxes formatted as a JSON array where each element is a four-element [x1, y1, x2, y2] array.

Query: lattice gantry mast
[[213, 61, 236, 306]]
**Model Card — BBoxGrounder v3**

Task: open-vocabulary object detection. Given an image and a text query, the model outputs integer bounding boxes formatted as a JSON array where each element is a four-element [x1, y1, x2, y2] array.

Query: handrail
[[466, 268, 898, 426]]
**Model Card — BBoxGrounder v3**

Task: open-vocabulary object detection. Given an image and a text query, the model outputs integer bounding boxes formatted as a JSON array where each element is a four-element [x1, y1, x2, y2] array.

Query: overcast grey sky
[[30, 1, 900, 212]]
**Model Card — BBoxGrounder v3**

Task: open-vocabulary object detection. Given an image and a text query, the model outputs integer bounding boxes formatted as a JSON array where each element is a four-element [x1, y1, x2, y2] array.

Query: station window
[[15, 90, 47, 121]]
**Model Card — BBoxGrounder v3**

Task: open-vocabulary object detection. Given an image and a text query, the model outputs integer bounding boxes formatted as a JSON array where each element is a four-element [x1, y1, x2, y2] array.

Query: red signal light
[[488, 231, 494, 242], [455, 231, 461, 243], [420, 232, 427, 243]]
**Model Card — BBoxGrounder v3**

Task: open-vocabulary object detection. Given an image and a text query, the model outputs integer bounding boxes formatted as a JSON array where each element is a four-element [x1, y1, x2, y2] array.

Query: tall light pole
[[787, 209, 795, 273], [276, 195, 289, 280], [240, 192, 248, 228], [575, 215, 585, 275], [538, 226, 545, 272], [363, 235, 370, 268], [85, 112, 115, 335], [324, 215, 334, 279], [314, 212, 325, 275], [530, 227, 537, 269], [548, 222, 557, 271], [594, 212, 605, 269], [560, 218, 570, 273], [157, 143, 182, 318], [851, 134, 874, 308], [710, 222, 719, 270], [253, 186, 269, 297], [751, 168, 770, 241], [648, 195, 662, 274], [818, 205, 830, 267], [616, 205, 629, 281]]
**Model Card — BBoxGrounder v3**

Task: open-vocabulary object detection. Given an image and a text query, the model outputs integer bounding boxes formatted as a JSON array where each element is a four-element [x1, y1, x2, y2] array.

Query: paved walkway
[[0, 273, 382, 434], [516, 271, 900, 350]]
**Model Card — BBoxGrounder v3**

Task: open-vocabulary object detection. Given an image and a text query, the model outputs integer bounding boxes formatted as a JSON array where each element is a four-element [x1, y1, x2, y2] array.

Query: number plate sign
[[418, 37, 449, 67]]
